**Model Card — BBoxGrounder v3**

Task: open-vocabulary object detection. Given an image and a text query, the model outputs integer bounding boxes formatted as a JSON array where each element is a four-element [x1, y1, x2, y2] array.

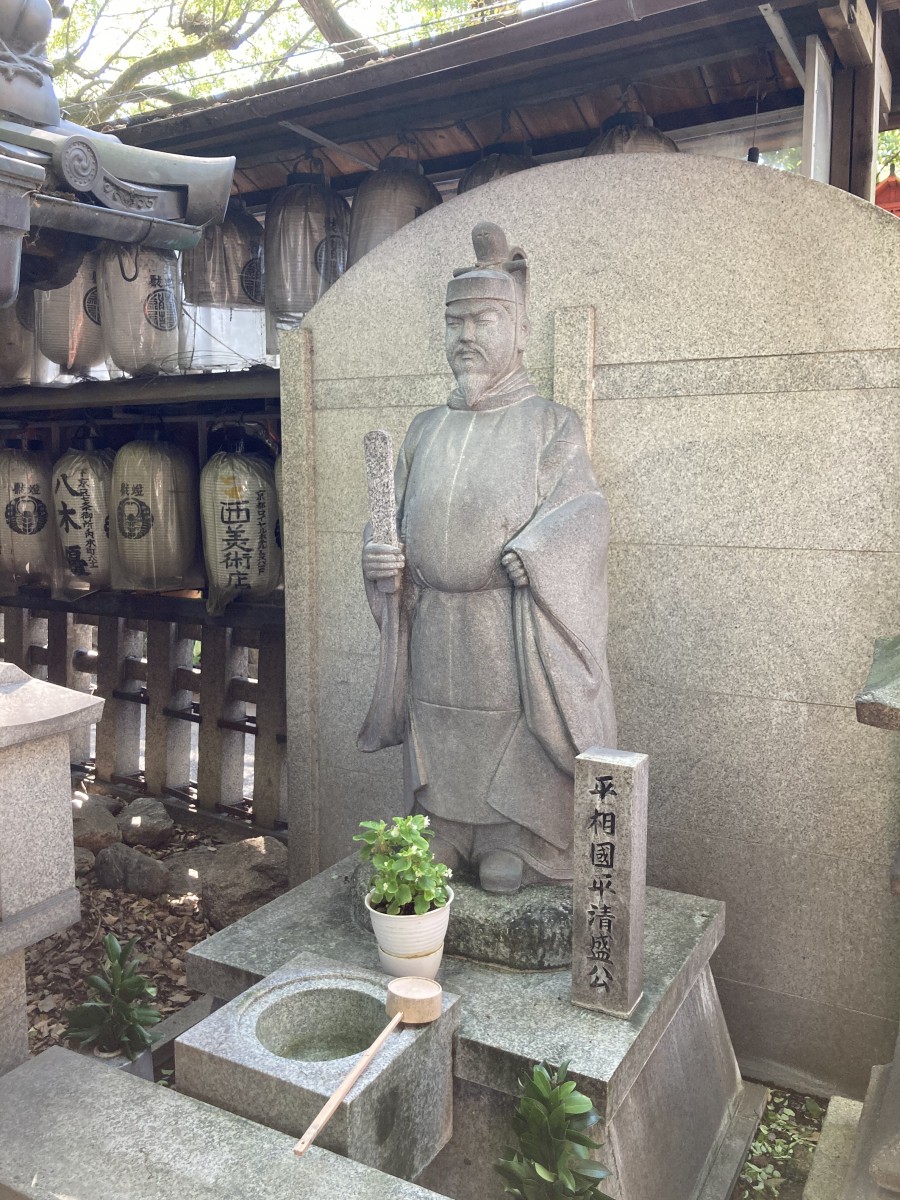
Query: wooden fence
[[0, 597, 286, 830]]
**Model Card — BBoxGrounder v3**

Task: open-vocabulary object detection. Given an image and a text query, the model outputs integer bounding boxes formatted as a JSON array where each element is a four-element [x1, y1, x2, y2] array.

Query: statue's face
[[445, 298, 523, 405]]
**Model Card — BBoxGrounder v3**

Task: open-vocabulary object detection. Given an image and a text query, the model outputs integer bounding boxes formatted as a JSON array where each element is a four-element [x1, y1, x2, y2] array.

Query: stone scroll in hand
[[358, 430, 407, 751]]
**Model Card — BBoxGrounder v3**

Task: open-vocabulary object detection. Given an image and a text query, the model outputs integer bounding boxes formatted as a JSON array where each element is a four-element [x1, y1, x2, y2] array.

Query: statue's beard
[[453, 368, 493, 408]]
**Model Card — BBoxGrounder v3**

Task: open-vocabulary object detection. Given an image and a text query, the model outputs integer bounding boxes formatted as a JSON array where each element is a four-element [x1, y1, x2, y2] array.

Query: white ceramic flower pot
[[364, 887, 454, 980]]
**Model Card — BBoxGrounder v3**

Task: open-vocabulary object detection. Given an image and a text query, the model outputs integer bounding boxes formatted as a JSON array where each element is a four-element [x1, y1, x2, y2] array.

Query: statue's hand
[[363, 541, 405, 583], [502, 550, 529, 589]]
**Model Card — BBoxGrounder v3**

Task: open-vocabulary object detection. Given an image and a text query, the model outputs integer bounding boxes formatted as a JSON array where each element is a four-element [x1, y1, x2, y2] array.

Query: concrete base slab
[[802, 1097, 862, 1200], [187, 859, 757, 1200], [0, 1047, 446, 1200]]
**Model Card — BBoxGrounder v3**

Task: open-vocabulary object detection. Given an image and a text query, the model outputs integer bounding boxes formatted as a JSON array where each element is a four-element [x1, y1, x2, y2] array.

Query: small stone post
[[571, 747, 648, 1018], [0, 662, 103, 1074]]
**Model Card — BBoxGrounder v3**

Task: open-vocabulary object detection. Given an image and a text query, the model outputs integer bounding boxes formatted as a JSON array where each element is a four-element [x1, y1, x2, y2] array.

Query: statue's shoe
[[478, 850, 524, 894]]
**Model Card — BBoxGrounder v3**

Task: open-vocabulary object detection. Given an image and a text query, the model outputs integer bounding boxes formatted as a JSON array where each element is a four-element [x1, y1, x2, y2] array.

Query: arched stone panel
[[281, 154, 900, 1095]]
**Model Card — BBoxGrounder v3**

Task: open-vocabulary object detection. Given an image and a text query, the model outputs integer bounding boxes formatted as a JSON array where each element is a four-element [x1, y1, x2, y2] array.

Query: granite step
[[0, 1047, 444, 1200]]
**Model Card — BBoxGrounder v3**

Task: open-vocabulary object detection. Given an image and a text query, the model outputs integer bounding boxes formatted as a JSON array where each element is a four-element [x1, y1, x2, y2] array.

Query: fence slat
[[144, 620, 194, 795], [196, 626, 247, 812], [46, 611, 93, 762], [95, 616, 143, 783], [2, 608, 31, 671], [252, 624, 286, 829]]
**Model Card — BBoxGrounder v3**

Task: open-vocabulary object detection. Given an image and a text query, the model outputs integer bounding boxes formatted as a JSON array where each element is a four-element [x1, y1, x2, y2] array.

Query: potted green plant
[[496, 1061, 615, 1200], [65, 932, 161, 1078], [354, 814, 454, 979]]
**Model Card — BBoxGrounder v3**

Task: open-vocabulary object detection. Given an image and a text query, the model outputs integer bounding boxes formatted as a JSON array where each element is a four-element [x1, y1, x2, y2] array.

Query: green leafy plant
[[65, 933, 161, 1061], [495, 1061, 614, 1200], [734, 1089, 824, 1198], [354, 814, 451, 916]]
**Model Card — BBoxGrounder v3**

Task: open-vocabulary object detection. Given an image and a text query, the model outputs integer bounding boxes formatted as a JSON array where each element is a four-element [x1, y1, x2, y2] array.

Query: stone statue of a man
[[360, 222, 616, 894]]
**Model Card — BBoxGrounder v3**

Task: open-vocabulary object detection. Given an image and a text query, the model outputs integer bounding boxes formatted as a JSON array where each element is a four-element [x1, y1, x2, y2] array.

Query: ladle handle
[[293, 1010, 404, 1158]]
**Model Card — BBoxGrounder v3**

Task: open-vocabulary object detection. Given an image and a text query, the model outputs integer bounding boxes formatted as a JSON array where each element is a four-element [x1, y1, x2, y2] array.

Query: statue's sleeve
[[505, 408, 617, 774]]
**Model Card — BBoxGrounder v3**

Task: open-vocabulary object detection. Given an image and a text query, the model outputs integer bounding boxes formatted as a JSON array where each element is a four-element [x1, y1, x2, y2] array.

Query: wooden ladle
[[292, 976, 443, 1158]]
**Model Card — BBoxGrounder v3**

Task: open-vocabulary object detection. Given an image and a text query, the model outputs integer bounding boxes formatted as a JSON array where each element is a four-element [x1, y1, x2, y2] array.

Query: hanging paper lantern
[[347, 158, 442, 268], [181, 206, 267, 371], [585, 113, 680, 156], [264, 171, 350, 333], [51, 428, 114, 597], [0, 292, 35, 387], [457, 147, 531, 194], [274, 453, 283, 549], [36, 251, 105, 376], [200, 445, 282, 615], [0, 439, 58, 591], [99, 245, 180, 375], [183, 203, 264, 307], [110, 437, 201, 591]]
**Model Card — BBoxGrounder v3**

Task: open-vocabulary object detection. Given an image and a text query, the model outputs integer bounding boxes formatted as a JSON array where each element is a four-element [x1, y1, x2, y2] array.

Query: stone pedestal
[[186, 859, 766, 1200], [0, 663, 103, 1076]]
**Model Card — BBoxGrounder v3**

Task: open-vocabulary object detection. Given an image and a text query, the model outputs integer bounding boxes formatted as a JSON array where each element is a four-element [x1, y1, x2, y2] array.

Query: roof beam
[[759, 3, 807, 85], [818, 0, 875, 68]]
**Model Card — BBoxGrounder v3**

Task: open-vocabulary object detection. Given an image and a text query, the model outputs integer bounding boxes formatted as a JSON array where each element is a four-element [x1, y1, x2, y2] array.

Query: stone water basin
[[254, 983, 388, 1062], [175, 958, 459, 1179]]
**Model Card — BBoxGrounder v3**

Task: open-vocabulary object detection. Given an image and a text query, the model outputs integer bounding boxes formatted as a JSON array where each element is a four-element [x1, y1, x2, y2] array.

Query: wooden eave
[[104, 0, 900, 201]]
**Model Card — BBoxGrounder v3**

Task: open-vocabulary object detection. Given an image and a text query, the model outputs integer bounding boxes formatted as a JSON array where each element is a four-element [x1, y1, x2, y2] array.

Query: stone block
[[176, 958, 459, 1179], [0, 734, 76, 920], [572, 748, 647, 1017], [595, 387, 900, 554], [609, 543, 900, 711], [617, 684, 900, 870], [0, 1047, 446, 1200], [0, 951, 27, 1076], [715, 977, 895, 1101], [802, 1096, 861, 1200], [649, 828, 900, 1025]]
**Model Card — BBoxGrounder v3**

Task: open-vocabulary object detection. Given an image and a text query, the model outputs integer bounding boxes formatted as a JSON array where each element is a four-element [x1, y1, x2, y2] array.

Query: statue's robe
[[363, 369, 616, 881]]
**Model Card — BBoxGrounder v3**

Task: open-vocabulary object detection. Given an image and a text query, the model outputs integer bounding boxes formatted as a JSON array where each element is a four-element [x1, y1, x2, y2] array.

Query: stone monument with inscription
[[359, 222, 616, 894]]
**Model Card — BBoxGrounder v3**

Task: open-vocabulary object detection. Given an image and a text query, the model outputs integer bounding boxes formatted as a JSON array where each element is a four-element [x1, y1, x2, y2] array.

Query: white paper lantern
[[264, 172, 350, 331], [274, 453, 283, 547], [179, 303, 268, 373], [36, 251, 105, 376], [110, 438, 200, 591], [347, 157, 441, 269], [0, 292, 35, 387], [585, 113, 680, 156], [51, 432, 114, 596], [457, 150, 530, 194], [99, 245, 180, 375], [183, 204, 264, 307], [0, 441, 58, 590], [200, 449, 281, 615]]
